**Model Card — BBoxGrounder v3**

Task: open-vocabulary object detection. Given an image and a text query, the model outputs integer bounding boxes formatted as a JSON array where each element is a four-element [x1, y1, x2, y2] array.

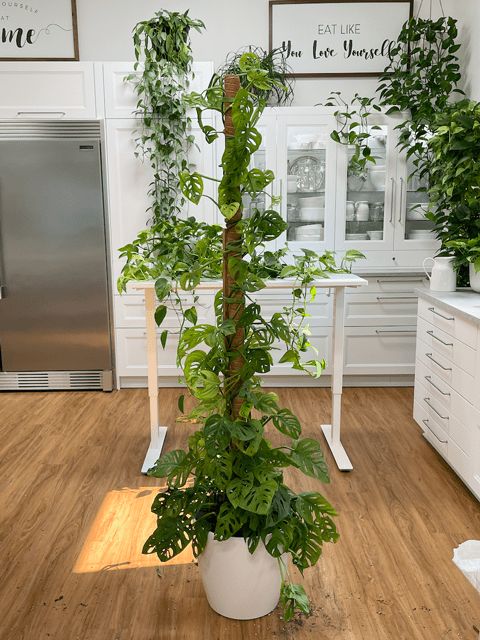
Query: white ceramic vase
[[423, 256, 457, 292], [198, 532, 284, 620], [470, 263, 480, 293]]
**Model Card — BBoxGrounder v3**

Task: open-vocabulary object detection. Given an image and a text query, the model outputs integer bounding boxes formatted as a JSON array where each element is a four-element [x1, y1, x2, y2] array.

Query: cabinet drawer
[[417, 316, 476, 376], [416, 336, 476, 403], [415, 358, 471, 419], [115, 328, 180, 377], [345, 292, 418, 326], [114, 293, 213, 328], [344, 326, 417, 375], [0, 63, 97, 119], [418, 296, 478, 346], [268, 330, 332, 376], [360, 276, 427, 295], [414, 400, 448, 458]]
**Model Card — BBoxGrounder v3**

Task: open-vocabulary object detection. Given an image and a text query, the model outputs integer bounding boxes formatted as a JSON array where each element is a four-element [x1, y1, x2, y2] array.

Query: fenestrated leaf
[[295, 492, 337, 525], [143, 514, 192, 561], [179, 170, 204, 204], [226, 473, 254, 508], [272, 409, 302, 439], [220, 202, 241, 220], [214, 502, 247, 540], [266, 485, 292, 528], [235, 479, 278, 515], [147, 449, 193, 487], [203, 414, 230, 456], [290, 439, 330, 482], [206, 449, 233, 489]]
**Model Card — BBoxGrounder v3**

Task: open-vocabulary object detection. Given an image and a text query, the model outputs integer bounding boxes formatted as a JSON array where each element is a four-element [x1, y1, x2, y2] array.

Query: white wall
[[77, 0, 478, 104]]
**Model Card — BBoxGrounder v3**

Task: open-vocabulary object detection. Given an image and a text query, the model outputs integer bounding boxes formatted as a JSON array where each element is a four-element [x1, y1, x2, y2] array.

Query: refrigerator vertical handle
[[0, 285, 5, 299]]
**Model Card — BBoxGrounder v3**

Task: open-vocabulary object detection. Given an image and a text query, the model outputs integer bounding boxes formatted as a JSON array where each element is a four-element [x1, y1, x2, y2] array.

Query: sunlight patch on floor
[[73, 487, 194, 573]]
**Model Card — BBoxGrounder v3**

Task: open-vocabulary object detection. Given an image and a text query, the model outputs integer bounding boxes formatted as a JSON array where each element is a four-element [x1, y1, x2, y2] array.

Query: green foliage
[[426, 99, 480, 272], [128, 10, 205, 222]]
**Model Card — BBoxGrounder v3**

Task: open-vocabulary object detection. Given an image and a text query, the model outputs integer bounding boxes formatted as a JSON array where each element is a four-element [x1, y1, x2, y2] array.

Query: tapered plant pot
[[198, 532, 285, 620], [469, 264, 480, 293]]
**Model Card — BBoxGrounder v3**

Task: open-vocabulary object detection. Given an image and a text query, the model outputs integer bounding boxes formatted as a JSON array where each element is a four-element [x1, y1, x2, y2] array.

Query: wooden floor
[[0, 387, 479, 640]]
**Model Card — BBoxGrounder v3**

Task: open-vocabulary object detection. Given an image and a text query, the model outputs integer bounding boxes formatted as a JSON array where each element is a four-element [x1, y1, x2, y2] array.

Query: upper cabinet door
[[0, 62, 97, 119], [393, 138, 440, 252], [102, 62, 214, 119], [335, 117, 397, 255], [275, 113, 337, 253]]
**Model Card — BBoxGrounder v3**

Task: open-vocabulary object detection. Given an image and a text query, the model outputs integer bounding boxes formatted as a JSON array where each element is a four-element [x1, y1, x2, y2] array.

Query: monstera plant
[[119, 53, 361, 620]]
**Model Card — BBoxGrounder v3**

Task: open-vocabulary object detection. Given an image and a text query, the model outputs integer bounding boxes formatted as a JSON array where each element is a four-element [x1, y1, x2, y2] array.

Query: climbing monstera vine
[[128, 9, 205, 222], [120, 53, 365, 620]]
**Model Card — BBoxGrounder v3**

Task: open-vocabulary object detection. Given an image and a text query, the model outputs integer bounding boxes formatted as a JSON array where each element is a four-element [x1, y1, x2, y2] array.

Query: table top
[[132, 273, 368, 292]]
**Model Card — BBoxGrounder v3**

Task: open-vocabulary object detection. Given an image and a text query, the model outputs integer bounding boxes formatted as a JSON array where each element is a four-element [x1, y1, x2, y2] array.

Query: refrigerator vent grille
[[0, 371, 105, 391], [0, 121, 101, 140]]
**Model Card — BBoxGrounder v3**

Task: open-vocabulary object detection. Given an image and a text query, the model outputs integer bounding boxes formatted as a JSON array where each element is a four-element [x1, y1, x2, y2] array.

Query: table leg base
[[141, 426, 168, 474], [321, 424, 353, 472]]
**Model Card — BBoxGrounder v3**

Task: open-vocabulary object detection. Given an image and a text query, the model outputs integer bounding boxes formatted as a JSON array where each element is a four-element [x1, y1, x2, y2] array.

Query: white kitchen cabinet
[[414, 289, 480, 500], [102, 61, 214, 118], [0, 62, 97, 119], [344, 325, 417, 375]]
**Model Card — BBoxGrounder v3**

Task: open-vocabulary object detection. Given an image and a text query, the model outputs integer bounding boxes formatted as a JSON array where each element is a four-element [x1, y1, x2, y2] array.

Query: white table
[[133, 273, 367, 473]]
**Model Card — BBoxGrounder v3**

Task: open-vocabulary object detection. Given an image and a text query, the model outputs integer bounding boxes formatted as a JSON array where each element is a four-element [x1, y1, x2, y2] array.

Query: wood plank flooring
[[0, 387, 479, 640]]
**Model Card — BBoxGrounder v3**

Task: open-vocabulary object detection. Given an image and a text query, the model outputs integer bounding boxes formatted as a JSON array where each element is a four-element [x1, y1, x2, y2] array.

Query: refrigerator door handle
[[0, 284, 5, 299]]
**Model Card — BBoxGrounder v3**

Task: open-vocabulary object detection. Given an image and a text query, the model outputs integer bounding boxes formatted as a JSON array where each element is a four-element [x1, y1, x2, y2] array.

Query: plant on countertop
[[129, 53, 366, 620], [128, 10, 205, 222], [426, 99, 480, 278]]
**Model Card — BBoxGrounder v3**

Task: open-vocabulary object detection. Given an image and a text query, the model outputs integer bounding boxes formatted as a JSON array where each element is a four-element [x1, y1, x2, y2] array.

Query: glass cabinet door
[[276, 115, 336, 251], [336, 122, 396, 252], [394, 150, 439, 251]]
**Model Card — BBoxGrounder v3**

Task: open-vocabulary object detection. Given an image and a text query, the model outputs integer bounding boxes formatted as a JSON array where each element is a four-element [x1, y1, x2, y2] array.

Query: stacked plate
[[295, 223, 324, 242], [346, 233, 368, 241], [408, 229, 432, 240], [298, 196, 325, 222]]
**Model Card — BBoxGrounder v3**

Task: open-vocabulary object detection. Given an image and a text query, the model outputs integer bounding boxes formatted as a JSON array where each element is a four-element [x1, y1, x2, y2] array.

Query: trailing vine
[[119, 53, 365, 620], [128, 10, 205, 222]]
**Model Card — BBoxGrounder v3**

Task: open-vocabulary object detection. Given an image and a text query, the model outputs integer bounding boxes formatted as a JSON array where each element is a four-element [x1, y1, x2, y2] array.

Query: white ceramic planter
[[470, 263, 480, 293], [198, 532, 284, 620]]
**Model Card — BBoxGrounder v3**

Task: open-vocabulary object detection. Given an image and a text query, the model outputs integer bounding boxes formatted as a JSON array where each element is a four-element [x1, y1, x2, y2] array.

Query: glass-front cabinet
[[275, 113, 336, 252]]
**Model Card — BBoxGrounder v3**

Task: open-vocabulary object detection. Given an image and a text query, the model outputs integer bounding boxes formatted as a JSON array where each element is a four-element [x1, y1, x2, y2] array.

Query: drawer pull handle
[[376, 296, 417, 301], [422, 419, 448, 444], [376, 277, 424, 283], [428, 307, 455, 321], [424, 397, 449, 420], [426, 330, 453, 347], [376, 329, 417, 335], [424, 376, 451, 397], [425, 353, 452, 371]]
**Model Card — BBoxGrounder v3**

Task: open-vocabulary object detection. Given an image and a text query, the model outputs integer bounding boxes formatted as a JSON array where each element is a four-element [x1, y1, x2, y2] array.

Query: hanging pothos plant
[[127, 10, 205, 221], [325, 16, 463, 181], [119, 52, 365, 620]]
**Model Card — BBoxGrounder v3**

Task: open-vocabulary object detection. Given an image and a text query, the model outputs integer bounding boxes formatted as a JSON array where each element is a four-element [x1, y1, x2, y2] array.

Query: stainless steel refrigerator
[[0, 121, 114, 391]]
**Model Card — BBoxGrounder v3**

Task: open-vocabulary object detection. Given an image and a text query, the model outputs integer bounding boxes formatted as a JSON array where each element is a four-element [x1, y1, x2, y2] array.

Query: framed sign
[[0, 0, 79, 61], [269, 0, 413, 77]]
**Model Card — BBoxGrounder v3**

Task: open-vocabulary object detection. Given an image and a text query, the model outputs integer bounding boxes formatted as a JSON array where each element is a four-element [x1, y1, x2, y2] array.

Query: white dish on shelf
[[346, 233, 368, 240], [368, 168, 386, 191], [367, 230, 384, 240], [299, 196, 325, 208], [299, 207, 324, 222], [287, 175, 298, 192]]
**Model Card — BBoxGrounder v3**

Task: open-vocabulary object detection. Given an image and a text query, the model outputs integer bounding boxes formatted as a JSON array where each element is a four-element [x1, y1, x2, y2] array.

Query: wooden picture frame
[[269, 0, 413, 77], [0, 0, 79, 61]]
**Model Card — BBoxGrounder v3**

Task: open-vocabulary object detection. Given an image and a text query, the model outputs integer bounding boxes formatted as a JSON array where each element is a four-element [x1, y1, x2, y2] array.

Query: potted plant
[[444, 238, 480, 292], [137, 53, 353, 621]]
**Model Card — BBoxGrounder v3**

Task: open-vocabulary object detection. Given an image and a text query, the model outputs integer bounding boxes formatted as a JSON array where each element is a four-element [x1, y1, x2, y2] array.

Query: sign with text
[[269, 0, 413, 77], [0, 0, 78, 60]]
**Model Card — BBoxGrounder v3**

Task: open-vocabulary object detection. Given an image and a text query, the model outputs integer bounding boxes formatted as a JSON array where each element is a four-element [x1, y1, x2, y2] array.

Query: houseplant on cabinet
[[139, 53, 345, 621]]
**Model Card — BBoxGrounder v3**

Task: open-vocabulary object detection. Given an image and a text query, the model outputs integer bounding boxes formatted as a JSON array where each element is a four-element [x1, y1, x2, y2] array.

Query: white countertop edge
[[131, 273, 368, 292], [416, 286, 480, 323]]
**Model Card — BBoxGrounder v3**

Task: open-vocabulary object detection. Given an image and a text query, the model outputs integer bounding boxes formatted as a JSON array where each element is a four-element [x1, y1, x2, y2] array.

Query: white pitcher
[[423, 256, 457, 292]]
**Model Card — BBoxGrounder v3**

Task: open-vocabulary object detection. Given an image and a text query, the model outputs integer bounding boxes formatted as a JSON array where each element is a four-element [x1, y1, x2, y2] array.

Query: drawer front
[[417, 316, 476, 376], [344, 326, 417, 375], [268, 331, 332, 376], [414, 400, 448, 458], [414, 379, 450, 434], [418, 296, 478, 346], [416, 336, 476, 403], [345, 292, 418, 326], [116, 328, 180, 377], [253, 291, 332, 327], [448, 439, 474, 488], [415, 358, 470, 419], [114, 293, 213, 328], [0, 62, 97, 119], [360, 276, 427, 294]]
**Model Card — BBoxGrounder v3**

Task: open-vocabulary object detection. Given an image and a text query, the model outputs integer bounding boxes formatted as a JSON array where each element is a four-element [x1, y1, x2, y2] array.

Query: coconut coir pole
[[223, 74, 245, 418]]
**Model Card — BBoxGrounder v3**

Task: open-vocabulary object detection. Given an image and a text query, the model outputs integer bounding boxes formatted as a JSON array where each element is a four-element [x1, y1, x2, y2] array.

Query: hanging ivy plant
[[127, 10, 205, 222]]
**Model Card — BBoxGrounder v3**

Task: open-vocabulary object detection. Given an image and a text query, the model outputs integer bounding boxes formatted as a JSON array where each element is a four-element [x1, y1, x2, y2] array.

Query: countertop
[[416, 287, 480, 323]]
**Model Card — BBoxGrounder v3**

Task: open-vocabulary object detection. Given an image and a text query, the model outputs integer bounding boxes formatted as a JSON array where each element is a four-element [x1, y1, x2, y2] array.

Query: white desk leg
[[141, 287, 167, 474], [321, 287, 353, 471]]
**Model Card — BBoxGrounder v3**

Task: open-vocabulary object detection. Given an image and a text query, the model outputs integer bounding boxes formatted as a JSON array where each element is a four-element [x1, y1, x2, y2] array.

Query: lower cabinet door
[[116, 328, 180, 378], [344, 326, 417, 375]]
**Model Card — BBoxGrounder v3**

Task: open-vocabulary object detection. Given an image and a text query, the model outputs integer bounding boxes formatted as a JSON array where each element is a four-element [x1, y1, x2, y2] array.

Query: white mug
[[356, 201, 370, 221], [423, 256, 456, 292], [346, 201, 355, 221]]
